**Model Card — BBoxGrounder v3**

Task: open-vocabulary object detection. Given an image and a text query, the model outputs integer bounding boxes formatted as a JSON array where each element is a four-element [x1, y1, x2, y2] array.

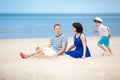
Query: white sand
[[0, 37, 120, 80]]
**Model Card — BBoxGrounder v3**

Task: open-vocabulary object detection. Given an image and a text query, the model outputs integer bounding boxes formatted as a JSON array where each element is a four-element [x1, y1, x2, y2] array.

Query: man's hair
[[72, 22, 83, 33], [54, 24, 61, 28]]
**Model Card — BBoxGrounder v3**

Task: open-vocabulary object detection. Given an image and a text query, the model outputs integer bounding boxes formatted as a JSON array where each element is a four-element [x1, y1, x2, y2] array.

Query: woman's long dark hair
[[72, 22, 83, 33]]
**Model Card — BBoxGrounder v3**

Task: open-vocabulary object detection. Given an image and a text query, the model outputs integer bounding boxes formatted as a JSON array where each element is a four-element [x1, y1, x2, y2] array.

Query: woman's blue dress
[[65, 34, 91, 58]]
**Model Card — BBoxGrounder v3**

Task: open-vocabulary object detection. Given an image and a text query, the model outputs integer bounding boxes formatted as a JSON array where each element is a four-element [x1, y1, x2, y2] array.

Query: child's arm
[[94, 30, 99, 33], [107, 27, 112, 38]]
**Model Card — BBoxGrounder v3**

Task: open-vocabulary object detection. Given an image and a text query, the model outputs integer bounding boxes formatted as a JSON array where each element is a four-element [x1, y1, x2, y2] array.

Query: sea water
[[0, 13, 120, 39]]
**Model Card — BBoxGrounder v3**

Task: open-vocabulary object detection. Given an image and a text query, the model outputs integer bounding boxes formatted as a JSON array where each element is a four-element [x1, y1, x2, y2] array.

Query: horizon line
[[0, 13, 120, 14]]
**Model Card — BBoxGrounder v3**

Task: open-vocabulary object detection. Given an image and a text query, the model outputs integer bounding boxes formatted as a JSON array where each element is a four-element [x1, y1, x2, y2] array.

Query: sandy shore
[[0, 37, 120, 80]]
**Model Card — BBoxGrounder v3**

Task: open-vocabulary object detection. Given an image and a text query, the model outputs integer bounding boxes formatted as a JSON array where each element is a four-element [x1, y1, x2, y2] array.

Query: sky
[[0, 0, 120, 13]]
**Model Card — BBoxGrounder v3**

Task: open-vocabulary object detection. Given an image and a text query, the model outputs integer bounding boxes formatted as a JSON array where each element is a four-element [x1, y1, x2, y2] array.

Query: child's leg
[[104, 36, 112, 55], [97, 43, 106, 51], [97, 43, 107, 56], [106, 46, 113, 55], [98, 36, 107, 52]]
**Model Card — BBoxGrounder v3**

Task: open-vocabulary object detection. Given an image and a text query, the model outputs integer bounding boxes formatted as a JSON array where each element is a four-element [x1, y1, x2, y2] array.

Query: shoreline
[[0, 36, 120, 39]]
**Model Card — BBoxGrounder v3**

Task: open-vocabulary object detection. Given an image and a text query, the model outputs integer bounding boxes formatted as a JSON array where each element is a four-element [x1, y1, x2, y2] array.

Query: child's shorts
[[98, 36, 110, 46]]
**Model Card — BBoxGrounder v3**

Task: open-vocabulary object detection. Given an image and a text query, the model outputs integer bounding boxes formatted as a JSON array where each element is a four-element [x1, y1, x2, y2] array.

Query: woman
[[65, 22, 91, 58]]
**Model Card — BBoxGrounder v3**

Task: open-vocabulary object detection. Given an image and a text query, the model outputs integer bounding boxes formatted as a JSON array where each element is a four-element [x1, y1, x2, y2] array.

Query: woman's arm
[[81, 34, 86, 59], [67, 44, 75, 51]]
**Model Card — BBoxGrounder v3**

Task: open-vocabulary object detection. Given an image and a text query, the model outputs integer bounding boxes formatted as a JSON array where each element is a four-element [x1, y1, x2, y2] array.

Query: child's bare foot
[[102, 53, 104, 56], [109, 52, 113, 56], [102, 51, 113, 56], [19, 52, 28, 59], [102, 51, 106, 56]]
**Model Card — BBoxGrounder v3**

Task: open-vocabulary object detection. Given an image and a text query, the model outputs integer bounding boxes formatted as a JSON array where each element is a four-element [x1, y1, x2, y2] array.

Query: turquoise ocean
[[0, 13, 120, 39]]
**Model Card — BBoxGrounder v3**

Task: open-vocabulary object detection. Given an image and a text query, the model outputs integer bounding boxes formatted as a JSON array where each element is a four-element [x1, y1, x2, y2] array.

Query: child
[[93, 17, 112, 56]]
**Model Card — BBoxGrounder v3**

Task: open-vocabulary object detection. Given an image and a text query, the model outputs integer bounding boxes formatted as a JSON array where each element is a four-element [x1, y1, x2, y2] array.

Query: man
[[93, 17, 112, 56], [20, 24, 68, 59]]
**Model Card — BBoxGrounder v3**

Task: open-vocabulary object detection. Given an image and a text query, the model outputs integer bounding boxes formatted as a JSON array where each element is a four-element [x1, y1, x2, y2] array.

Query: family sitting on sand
[[20, 17, 112, 59]]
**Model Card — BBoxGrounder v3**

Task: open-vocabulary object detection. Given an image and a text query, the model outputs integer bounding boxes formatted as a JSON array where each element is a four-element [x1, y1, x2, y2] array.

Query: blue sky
[[0, 0, 120, 13]]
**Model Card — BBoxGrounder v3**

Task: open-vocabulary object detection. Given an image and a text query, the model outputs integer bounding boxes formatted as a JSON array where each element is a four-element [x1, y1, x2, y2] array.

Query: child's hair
[[94, 20, 102, 24], [72, 22, 83, 33]]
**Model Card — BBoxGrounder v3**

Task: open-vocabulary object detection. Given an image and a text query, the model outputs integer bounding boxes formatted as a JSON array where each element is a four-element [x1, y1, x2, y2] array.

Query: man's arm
[[55, 43, 67, 56], [48, 43, 52, 47]]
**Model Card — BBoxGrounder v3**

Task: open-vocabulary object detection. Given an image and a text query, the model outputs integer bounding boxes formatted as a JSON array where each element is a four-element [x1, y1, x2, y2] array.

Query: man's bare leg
[[20, 52, 28, 59], [35, 47, 40, 51], [20, 47, 44, 59]]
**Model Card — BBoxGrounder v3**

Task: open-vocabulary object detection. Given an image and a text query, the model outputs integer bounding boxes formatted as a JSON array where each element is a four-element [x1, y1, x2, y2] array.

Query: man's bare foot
[[19, 52, 28, 59]]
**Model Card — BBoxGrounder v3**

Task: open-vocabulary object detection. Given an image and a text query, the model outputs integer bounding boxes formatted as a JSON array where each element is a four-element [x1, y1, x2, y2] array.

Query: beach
[[0, 37, 120, 80]]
